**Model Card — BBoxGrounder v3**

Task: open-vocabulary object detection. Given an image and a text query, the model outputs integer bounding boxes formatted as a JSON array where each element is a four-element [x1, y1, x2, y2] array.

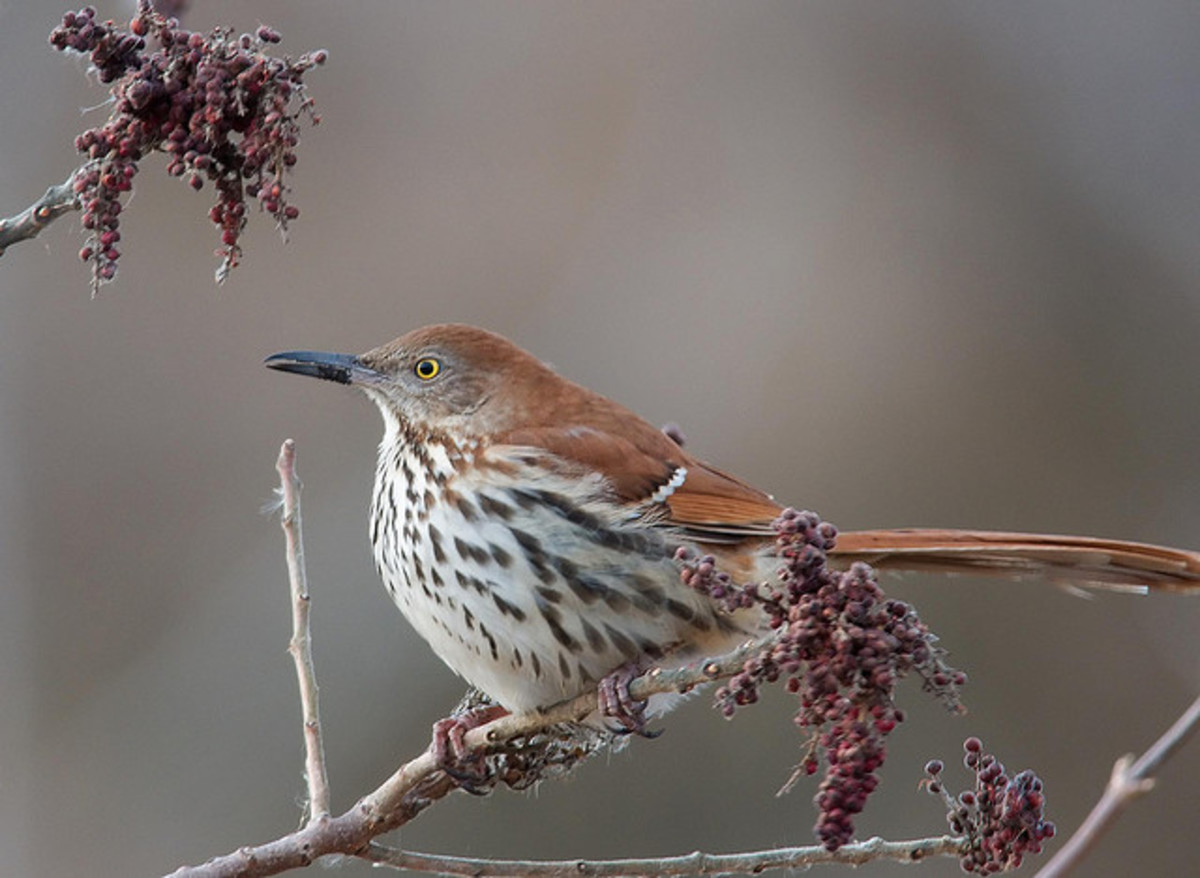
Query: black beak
[[264, 350, 377, 385]]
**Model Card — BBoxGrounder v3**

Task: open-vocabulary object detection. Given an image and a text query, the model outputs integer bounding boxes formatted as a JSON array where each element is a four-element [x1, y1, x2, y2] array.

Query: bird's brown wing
[[493, 425, 782, 541], [832, 528, 1200, 593], [659, 460, 783, 542]]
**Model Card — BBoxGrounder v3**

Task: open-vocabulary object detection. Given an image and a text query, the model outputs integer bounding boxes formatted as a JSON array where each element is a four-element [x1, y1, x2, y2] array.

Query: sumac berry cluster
[[679, 509, 965, 851], [50, 2, 325, 291], [924, 739, 1055, 873]]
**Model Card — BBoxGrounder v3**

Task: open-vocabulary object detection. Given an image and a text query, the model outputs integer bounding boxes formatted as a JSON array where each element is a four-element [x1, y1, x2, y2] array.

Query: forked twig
[[1035, 693, 1200, 878]]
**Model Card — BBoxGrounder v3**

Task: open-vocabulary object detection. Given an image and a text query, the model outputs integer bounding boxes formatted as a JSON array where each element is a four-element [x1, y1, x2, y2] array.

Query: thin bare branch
[[275, 439, 331, 821], [164, 632, 790, 878], [1035, 692, 1200, 878], [0, 172, 81, 257], [362, 835, 965, 876]]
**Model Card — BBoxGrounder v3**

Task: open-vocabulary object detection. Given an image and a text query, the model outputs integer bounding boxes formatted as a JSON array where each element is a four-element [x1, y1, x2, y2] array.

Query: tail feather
[[830, 528, 1200, 594]]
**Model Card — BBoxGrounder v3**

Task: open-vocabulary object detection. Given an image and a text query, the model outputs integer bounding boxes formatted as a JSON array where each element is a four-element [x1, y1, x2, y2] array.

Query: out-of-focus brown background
[[3, 2, 1199, 876]]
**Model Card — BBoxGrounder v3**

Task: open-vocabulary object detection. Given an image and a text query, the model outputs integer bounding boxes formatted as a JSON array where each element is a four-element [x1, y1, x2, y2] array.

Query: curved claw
[[598, 663, 661, 738], [431, 704, 509, 793]]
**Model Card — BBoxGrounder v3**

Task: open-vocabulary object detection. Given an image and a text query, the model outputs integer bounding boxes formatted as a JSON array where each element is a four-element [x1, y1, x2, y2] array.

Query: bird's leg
[[598, 661, 662, 738], [431, 703, 509, 794]]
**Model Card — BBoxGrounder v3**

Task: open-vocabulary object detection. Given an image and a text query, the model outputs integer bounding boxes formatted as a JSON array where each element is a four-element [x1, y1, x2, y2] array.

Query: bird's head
[[266, 323, 564, 438]]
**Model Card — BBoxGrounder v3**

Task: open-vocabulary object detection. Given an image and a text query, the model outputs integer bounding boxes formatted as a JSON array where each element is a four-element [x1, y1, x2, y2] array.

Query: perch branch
[[1035, 692, 1200, 878], [360, 835, 964, 875], [275, 439, 331, 821], [0, 172, 81, 257], [165, 633, 833, 878]]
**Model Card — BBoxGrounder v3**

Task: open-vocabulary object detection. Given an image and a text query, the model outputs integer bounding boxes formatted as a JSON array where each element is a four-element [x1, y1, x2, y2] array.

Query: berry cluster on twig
[[678, 508, 966, 851], [923, 739, 1055, 873], [49, 2, 325, 291]]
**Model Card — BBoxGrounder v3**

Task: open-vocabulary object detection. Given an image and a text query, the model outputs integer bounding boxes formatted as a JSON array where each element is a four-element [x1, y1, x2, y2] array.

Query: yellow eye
[[413, 357, 442, 380]]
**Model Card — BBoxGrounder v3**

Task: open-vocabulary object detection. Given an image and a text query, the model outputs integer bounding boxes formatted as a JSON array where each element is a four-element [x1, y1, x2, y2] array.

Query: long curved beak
[[264, 350, 380, 385]]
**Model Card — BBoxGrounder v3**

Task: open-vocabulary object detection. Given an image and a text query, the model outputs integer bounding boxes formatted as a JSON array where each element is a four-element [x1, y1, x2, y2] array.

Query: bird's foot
[[598, 662, 662, 738], [431, 704, 509, 794]]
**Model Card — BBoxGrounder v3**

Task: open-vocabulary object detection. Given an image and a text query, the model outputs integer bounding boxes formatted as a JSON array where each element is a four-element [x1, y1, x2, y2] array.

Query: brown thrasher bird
[[267, 324, 1200, 748]]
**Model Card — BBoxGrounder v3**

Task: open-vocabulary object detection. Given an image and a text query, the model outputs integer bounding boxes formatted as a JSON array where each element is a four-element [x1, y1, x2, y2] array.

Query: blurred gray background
[[3, 2, 1200, 875]]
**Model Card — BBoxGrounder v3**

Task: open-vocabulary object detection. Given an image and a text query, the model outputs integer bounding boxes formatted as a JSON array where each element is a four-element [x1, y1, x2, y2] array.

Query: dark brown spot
[[508, 488, 537, 511], [558, 651, 572, 680], [635, 637, 664, 660], [455, 495, 480, 522], [462, 606, 475, 631], [604, 623, 639, 660], [455, 570, 488, 595], [481, 623, 499, 661], [530, 651, 542, 678], [536, 593, 580, 653], [488, 543, 513, 568], [536, 586, 562, 604], [580, 617, 605, 653], [565, 573, 610, 605], [509, 527, 543, 557], [511, 528, 556, 584], [428, 524, 446, 563], [387, 483, 398, 526], [479, 493, 514, 520], [453, 536, 489, 564], [492, 592, 526, 621], [665, 599, 695, 622], [601, 587, 632, 613], [631, 575, 666, 604]]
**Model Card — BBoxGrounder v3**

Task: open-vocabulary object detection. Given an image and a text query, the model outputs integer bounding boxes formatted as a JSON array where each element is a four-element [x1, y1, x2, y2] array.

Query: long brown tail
[[830, 528, 1200, 594]]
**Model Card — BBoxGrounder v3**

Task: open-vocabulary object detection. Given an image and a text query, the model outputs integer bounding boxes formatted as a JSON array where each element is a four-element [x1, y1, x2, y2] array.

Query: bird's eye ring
[[414, 357, 442, 380]]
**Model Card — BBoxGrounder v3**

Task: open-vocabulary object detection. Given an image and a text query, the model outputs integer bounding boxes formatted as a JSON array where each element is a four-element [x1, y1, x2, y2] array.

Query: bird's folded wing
[[493, 424, 783, 540]]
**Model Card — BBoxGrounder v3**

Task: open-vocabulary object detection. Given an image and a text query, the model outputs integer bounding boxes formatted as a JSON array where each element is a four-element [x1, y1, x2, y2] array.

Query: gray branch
[[0, 172, 81, 257], [361, 836, 964, 875]]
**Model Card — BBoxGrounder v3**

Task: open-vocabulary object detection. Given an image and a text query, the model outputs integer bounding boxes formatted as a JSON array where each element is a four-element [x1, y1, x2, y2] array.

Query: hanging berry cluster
[[50, 2, 326, 291], [678, 509, 966, 851], [924, 739, 1056, 873]]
